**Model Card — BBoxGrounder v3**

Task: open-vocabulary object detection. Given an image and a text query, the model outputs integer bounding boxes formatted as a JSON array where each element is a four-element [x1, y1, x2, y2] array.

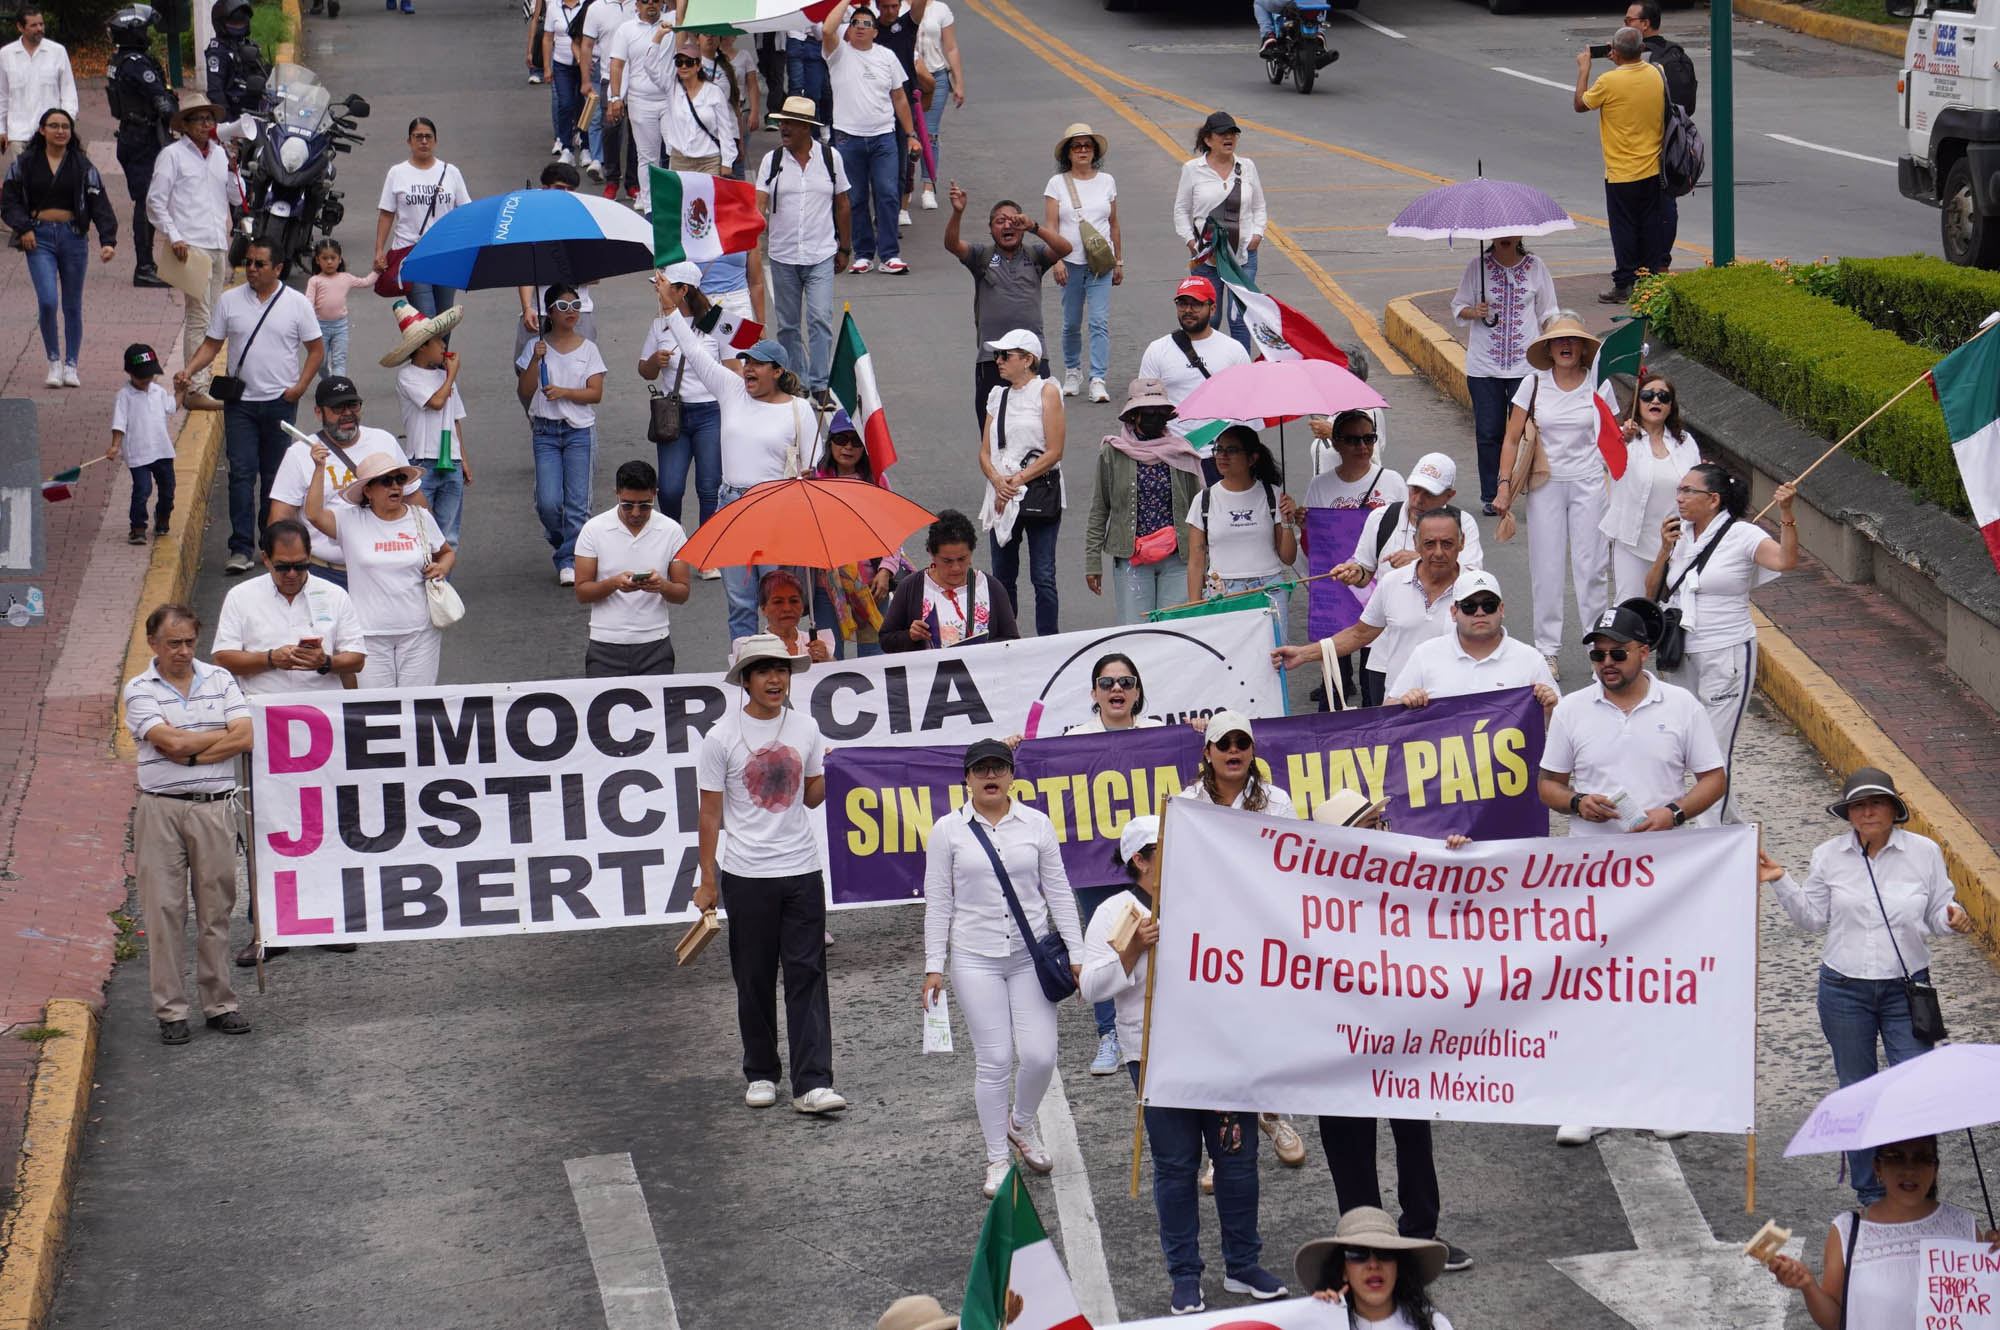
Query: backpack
[[763, 141, 837, 213], [1649, 39, 1698, 115], [1656, 63, 1705, 198]]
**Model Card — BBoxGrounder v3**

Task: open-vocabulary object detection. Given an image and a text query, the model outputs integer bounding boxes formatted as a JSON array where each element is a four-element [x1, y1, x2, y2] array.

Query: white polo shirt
[[1389, 629, 1554, 700], [123, 658, 248, 795], [205, 282, 322, 402], [580, 0, 629, 81], [269, 428, 418, 568], [212, 573, 367, 695], [757, 144, 852, 266], [1358, 565, 1458, 687], [1351, 502, 1485, 574], [1540, 673, 1725, 836], [611, 15, 671, 99], [1136, 330, 1251, 441], [573, 508, 688, 643], [111, 382, 177, 469]]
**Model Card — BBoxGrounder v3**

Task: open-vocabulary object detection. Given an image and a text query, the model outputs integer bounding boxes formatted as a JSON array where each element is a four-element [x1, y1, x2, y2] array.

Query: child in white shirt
[[106, 343, 180, 545]]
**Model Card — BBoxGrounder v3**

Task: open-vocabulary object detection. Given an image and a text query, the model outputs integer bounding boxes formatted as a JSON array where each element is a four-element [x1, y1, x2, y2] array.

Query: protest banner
[[1922, 1241, 2000, 1330], [825, 689, 1548, 905], [1304, 507, 1371, 641], [249, 612, 1280, 944], [1140, 798, 1758, 1133]]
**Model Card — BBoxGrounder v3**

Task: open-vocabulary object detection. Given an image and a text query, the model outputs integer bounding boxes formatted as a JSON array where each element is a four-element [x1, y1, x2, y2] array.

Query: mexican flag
[[1212, 239, 1348, 367], [1928, 317, 2000, 572], [961, 1167, 1091, 1330], [651, 169, 765, 266], [40, 465, 81, 503], [1590, 316, 1646, 481], [678, 0, 838, 33], [828, 310, 898, 473], [707, 307, 764, 353]]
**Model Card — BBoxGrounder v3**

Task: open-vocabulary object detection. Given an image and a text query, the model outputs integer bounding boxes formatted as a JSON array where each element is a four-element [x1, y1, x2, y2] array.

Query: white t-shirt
[[112, 382, 177, 469], [1303, 465, 1405, 511], [1388, 630, 1555, 700], [395, 364, 467, 463], [757, 145, 851, 266], [545, 0, 584, 65], [574, 508, 688, 642], [610, 16, 671, 99], [662, 310, 810, 486], [916, 0, 954, 71], [696, 707, 827, 877], [1042, 171, 1116, 261], [1188, 481, 1284, 580], [1540, 674, 1726, 835], [1512, 369, 1606, 482], [206, 283, 321, 402], [641, 314, 718, 405], [269, 428, 419, 568], [336, 504, 438, 636], [1137, 331, 1251, 440], [378, 160, 471, 253], [212, 573, 366, 695], [517, 337, 608, 428], [1358, 565, 1458, 687], [826, 39, 904, 136], [1662, 518, 1779, 654], [581, 0, 629, 81]]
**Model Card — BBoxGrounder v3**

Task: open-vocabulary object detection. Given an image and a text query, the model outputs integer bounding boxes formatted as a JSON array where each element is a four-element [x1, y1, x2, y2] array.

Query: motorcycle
[[234, 63, 369, 277], [1262, 1, 1338, 95]]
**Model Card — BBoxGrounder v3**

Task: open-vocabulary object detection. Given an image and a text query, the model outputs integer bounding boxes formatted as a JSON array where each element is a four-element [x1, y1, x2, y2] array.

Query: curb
[[1732, 0, 1908, 58], [1383, 287, 1999, 952], [0, 1001, 100, 1330]]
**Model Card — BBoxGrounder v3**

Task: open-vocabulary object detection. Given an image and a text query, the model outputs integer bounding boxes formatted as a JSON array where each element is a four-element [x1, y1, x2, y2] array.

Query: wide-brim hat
[[876, 1296, 958, 1330], [339, 451, 416, 507], [1312, 788, 1383, 828], [1525, 315, 1603, 372], [1826, 766, 1911, 823], [1054, 121, 1108, 169], [1294, 1207, 1448, 1292], [725, 633, 810, 688], [1120, 376, 1176, 419], [379, 298, 464, 368], [768, 95, 824, 129], [169, 88, 229, 134]]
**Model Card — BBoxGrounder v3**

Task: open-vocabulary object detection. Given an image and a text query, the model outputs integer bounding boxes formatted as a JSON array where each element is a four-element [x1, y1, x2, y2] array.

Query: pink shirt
[[306, 271, 376, 322]]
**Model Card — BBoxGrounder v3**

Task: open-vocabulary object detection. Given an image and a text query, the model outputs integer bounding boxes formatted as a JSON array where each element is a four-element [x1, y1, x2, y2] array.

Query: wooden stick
[[1130, 804, 1170, 1200], [42, 454, 116, 484], [1150, 568, 1346, 618], [240, 757, 266, 995], [1746, 1132, 1757, 1214]]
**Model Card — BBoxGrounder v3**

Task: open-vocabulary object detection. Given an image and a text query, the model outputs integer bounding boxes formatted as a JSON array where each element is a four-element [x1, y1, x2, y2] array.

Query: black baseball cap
[[963, 738, 1015, 772], [123, 344, 163, 377], [315, 376, 362, 408], [1201, 110, 1240, 136], [1582, 604, 1651, 646]]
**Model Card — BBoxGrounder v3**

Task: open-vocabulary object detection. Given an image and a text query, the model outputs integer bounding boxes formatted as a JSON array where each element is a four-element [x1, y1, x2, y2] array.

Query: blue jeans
[[1818, 964, 1935, 1205], [1059, 262, 1112, 382], [1129, 1063, 1263, 1282], [991, 517, 1059, 637], [655, 398, 723, 529], [223, 397, 299, 558], [1467, 374, 1521, 506], [26, 222, 88, 365], [128, 459, 176, 532], [587, 75, 608, 164], [1074, 886, 1121, 1038], [717, 482, 777, 642], [406, 282, 458, 324], [420, 463, 464, 547], [316, 317, 349, 379], [551, 59, 583, 150], [1192, 247, 1258, 354], [785, 38, 830, 124], [1114, 552, 1187, 625], [921, 68, 950, 184], [772, 258, 837, 391], [1215, 573, 1291, 640], [530, 417, 595, 570], [835, 129, 901, 263], [1253, 0, 1283, 37]]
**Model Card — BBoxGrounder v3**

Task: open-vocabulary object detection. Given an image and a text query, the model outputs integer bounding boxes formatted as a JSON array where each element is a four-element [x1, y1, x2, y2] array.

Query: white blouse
[[1661, 517, 1779, 654], [1172, 155, 1266, 264], [1772, 828, 1960, 980], [923, 801, 1084, 974], [1453, 252, 1559, 379], [1601, 427, 1702, 553]]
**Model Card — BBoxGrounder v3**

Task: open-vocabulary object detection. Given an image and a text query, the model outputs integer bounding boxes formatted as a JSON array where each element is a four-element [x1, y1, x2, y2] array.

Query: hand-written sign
[[1923, 1242, 2000, 1330]]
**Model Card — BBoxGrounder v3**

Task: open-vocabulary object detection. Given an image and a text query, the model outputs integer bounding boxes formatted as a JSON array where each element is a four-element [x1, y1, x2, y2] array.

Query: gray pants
[[134, 793, 241, 1022], [584, 635, 676, 677]]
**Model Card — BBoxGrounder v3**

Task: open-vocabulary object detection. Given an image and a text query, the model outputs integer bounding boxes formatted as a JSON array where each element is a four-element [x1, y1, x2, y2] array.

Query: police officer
[[205, 0, 268, 121], [106, 6, 176, 288]]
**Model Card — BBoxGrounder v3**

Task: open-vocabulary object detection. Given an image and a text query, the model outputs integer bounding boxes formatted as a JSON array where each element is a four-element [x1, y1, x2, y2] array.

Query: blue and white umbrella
[[399, 189, 656, 290]]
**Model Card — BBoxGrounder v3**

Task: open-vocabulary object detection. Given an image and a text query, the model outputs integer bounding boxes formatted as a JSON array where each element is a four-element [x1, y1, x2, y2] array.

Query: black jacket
[[1, 149, 119, 247], [878, 570, 1020, 652]]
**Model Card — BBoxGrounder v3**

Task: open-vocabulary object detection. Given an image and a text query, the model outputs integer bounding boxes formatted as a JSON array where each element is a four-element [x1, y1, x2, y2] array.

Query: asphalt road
[[49, 3, 2000, 1328]]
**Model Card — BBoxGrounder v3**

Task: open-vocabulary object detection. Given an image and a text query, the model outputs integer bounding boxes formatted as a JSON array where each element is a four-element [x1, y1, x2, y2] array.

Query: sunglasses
[[1336, 432, 1379, 445], [244, 259, 273, 269], [1095, 675, 1139, 691], [849, 16, 875, 26], [270, 559, 312, 573], [368, 474, 410, 488], [1457, 595, 1501, 616], [549, 299, 583, 313], [1173, 297, 1213, 309], [673, 54, 700, 65], [1638, 389, 1674, 403], [1210, 733, 1253, 753], [1342, 1246, 1401, 1266], [617, 500, 655, 512], [1587, 647, 1632, 663]]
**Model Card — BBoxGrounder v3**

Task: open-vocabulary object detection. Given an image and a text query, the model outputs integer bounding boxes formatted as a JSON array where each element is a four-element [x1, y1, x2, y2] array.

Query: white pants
[[1662, 637, 1757, 823], [360, 628, 441, 689], [1610, 542, 1660, 604], [180, 245, 229, 393], [628, 95, 669, 211], [950, 948, 1060, 1165], [1524, 477, 1611, 656]]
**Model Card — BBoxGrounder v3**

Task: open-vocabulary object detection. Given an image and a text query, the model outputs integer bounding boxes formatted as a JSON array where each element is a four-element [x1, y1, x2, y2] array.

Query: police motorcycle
[[1261, 1, 1338, 95], [232, 63, 370, 277]]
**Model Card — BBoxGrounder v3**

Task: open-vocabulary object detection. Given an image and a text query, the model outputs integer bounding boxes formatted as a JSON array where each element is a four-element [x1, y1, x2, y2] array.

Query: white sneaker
[[585, 156, 603, 180], [1088, 376, 1110, 403], [551, 139, 564, 157], [849, 257, 872, 274], [921, 187, 937, 210], [745, 1079, 778, 1108], [823, 928, 835, 947], [62, 363, 80, 387], [44, 360, 63, 388], [1555, 1124, 1609, 1146], [982, 1161, 1010, 1198], [1008, 1118, 1053, 1174], [898, 208, 912, 226], [1651, 1127, 1689, 1141], [558, 567, 576, 586], [794, 1086, 848, 1114], [1061, 367, 1083, 397]]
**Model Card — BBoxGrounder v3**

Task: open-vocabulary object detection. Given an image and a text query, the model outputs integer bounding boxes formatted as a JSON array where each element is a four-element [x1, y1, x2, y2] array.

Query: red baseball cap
[[1175, 275, 1216, 303]]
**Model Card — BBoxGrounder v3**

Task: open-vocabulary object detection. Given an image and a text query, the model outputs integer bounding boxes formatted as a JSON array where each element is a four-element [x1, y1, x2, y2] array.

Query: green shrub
[[1654, 264, 1970, 516], [1835, 255, 2000, 351]]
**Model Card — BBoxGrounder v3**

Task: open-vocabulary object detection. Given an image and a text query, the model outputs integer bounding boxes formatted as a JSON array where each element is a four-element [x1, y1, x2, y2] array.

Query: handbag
[[995, 386, 1060, 523], [1649, 513, 1733, 673], [415, 508, 465, 630], [965, 817, 1077, 1004], [648, 354, 686, 443], [375, 165, 450, 298], [1859, 837, 1948, 1044], [209, 283, 285, 404], [1063, 173, 1117, 278]]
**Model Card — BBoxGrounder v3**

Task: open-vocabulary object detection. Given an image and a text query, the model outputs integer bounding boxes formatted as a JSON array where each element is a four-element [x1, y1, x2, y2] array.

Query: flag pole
[[1130, 804, 1168, 1200]]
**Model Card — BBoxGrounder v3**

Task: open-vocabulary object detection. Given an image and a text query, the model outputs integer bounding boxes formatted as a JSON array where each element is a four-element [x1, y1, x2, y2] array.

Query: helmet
[[211, 0, 252, 30], [109, 5, 158, 50]]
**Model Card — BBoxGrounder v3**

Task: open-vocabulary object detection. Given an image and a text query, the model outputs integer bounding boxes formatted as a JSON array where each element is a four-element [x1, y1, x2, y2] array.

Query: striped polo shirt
[[123, 659, 249, 795]]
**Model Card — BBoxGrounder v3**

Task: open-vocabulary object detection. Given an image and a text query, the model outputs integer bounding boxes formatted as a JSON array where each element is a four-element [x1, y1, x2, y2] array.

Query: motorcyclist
[[205, 0, 269, 120], [106, 5, 177, 288]]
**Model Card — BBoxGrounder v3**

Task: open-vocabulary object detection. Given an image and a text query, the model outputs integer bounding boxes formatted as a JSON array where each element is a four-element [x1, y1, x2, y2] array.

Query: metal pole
[[1710, 0, 1736, 266]]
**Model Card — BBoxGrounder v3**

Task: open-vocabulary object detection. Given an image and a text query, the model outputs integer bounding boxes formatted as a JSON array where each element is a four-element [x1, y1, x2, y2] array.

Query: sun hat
[[1120, 376, 1176, 419], [985, 328, 1044, 360], [741, 338, 793, 371], [1453, 569, 1502, 604], [1175, 275, 1217, 303], [1117, 814, 1161, 864], [659, 259, 704, 287], [1525, 314, 1604, 371], [1054, 121, 1108, 169], [876, 1296, 958, 1330], [1204, 709, 1254, 746], [1826, 766, 1911, 824], [768, 94, 824, 129], [378, 298, 464, 368], [724, 633, 809, 688], [339, 452, 416, 506], [315, 375, 362, 408], [1407, 452, 1457, 496], [1312, 788, 1383, 828], [169, 88, 228, 134], [1294, 1206, 1449, 1292], [1582, 603, 1652, 646], [962, 737, 1016, 773]]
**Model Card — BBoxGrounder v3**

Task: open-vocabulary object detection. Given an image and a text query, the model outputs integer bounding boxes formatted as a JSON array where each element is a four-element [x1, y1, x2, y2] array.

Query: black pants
[[1317, 1115, 1440, 1239], [1603, 174, 1670, 290], [720, 869, 832, 1097], [118, 139, 160, 270]]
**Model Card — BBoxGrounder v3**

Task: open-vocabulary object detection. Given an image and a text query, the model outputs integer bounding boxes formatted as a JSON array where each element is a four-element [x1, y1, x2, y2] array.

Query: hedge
[[1836, 255, 2000, 351], [1652, 264, 1970, 516]]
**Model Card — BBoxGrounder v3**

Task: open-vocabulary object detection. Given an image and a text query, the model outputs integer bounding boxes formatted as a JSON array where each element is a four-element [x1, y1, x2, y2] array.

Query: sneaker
[[551, 139, 564, 157], [1260, 34, 1278, 57], [558, 567, 576, 586], [1062, 367, 1083, 397], [1555, 1124, 1609, 1146], [1483, 501, 1500, 517], [224, 552, 255, 575], [158, 1018, 191, 1045], [1088, 376, 1110, 403], [154, 525, 170, 539], [1441, 1242, 1474, 1272], [626, 184, 639, 199], [982, 1161, 1010, 1198], [880, 257, 909, 275], [1259, 1113, 1306, 1167], [745, 1079, 778, 1108], [129, 527, 149, 545], [62, 363, 80, 387], [585, 157, 603, 180], [44, 360, 62, 388], [1008, 1118, 1053, 1174], [1222, 1268, 1287, 1300], [1543, 653, 1561, 683], [794, 1086, 848, 1114], [823, 929, 835, 947], [1198, 1157, 1214, 1194], [205, 1010, 252, 1034], [849, 257, 872, 274], [1089, 1032, 1120, 1075], [921, 187, 937, 210], [529, 71, 543, 84], [602, 182, 619, 198], [1169, 1276, 1204, 1316], [400, 0, 414, 12], [898, 208, 912, 226], [1651, 1127, 1689, 1141]]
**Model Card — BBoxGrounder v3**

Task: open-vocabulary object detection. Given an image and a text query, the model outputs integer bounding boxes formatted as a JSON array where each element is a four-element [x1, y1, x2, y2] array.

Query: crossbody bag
[[965, 818, 1077, 1004], [1649, 513, 1733, 672], [996, 385, 1060, 523], [376, 164, 449, 298], [1063, 173, 1116, 278], [208, 286, 285, 404], [647, 353, 686, 443], [1859, 836, 1948, 1043]]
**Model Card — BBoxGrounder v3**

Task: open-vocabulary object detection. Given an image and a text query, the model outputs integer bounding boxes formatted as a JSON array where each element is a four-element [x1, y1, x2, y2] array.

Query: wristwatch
[[1568, 793, 1584, 815], [1667, 801, 1686, 827], [185, 754, 198, 767], [315, 661, 332, 675]]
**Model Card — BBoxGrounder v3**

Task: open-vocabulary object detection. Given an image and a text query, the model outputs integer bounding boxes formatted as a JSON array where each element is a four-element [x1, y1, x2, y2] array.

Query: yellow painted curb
[[1384, 292, 1469, 410], [1733, 0, 1909, 58], [0, 1001, 100, 1330]]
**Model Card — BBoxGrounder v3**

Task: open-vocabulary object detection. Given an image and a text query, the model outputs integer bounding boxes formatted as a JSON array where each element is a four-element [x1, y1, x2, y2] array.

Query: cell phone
[[298, 637, 322, 652], [1589, 43, 1611, 58], [630, 570, 654, 583]]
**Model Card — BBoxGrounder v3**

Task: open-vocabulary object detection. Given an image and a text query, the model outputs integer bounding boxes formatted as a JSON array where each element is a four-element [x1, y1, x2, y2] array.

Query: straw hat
[[378, 298, 464, 368], [767, 95, 823, 129], [339, 452, 416, 507], [169, 88, 228, 134], [1524, 314, 1603, 371], [1294, 1207, 1449, 1293], [725, 633, 809, 688], [876, 1296, 958, 1330], [1312, 788, 1383, 828], [1054, 121, 1108, 169]]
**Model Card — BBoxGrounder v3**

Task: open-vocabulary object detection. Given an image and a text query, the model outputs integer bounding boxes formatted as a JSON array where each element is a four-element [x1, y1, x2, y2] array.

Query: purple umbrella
[[1386, 175, 1575, 244]]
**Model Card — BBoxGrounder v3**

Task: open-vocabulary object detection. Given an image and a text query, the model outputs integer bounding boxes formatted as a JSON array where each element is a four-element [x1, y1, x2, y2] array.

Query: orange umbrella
[[677, 477, 938, 571]]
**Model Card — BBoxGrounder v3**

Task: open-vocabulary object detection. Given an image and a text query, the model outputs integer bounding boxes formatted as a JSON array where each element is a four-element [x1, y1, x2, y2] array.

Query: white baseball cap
[[1118, 815, 1161, 864], [1204, 709, 1254, 745], [658, 260, 704, 287], [1452, 569, 1502, 604], [985, 328, 1044, 360], [1408, 452, 1458, 495]]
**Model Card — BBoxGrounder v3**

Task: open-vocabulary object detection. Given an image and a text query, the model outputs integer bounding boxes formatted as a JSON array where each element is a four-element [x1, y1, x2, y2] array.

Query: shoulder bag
[[1649, 513, 1733, 672], [415, 507, 466, 630], [1494, 376, 1551, 543], [647, 353, 686, 443], [965, 817, 1077, 1003], [996, 385, 1061, 523], [1837, 1208, 1863, 1330], [376, 165, 450, 299], [1170, 328, 1211, 380], [1859, 838, 1948, 1044], [208, 285, 284, 404], [1063, 173, 1117, 278]]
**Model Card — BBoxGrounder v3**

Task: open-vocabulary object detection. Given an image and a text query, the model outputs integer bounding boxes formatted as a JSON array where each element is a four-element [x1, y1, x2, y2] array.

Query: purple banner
[[824, 689, 1549, 906], [1305, 507, 1371, 640]]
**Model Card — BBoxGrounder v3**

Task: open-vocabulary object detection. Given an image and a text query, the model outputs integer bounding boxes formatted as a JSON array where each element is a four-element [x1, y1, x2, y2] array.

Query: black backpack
[[1655, 63, 1705, 198], [763, 141, 837, 212], [1649, 39, 1698, 115]]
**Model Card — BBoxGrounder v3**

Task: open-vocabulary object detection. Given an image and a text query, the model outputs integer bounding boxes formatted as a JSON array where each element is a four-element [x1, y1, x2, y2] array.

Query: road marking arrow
[[1550, 1134, 1799, 1330]]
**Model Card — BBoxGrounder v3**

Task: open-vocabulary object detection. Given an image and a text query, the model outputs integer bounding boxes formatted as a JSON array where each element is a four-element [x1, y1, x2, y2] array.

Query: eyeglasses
[[1212, 445, 1246, 458], [409, 132, 436, 142], [1210, 733, 1253, 753], [244, 259, 273, 269], [1341, 1247, 1401, 1266], [549, 299, 583, 313], [617, 500, 655, 512], [1587, 647, 1632, 663], [968, 760, 1011, 778], [1638, 389, 1674, 404], [270, 559, 311, 573], [1674, 485, 1715, 498], [1457, 595, 1501, 616], [1095, 675, 1139, 691], [1336, 432, 1379, 445]]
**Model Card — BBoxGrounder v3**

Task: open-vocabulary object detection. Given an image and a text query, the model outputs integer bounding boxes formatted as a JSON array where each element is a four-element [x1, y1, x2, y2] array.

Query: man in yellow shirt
[[1575, 27, 1666, 304]]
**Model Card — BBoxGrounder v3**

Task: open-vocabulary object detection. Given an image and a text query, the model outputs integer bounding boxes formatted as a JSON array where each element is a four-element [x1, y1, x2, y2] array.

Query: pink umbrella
[[1175, 357, 1385, 428]]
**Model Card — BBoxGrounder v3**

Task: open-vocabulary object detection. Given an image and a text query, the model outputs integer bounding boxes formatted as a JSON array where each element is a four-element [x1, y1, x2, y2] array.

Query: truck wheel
[[1941, 159, 2000, 268]]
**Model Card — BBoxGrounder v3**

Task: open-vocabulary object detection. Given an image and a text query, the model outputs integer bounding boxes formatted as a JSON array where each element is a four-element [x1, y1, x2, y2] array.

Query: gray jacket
[[1085, 436, 1204, 576]]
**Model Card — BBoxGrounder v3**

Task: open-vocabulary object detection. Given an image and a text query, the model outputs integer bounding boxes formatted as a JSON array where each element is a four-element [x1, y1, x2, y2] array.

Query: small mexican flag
[[41, 465, 82, 503], [1928, 317, 2000, 572], [1212, 237, 1348, 367], [678, 0, 838, 33], [828, 309, 897, 473], [707, 306, 764, 353], [1590, 315, 1646, 481], [961, 1167, 1091, 1330], [651, 168, 766, 267]]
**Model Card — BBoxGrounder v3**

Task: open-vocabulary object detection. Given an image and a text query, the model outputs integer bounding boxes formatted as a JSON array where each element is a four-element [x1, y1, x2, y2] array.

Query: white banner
[[1922, 1242, 2000, 1330], [250, 612, 1281, 944], [1141, 799, 1758, 1133]]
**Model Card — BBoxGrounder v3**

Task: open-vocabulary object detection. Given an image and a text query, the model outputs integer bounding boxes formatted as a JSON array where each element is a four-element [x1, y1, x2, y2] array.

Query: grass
[[111, 910, 140, 963], [1796, 0, 1912, 26], [14, 1027, 68, 1043], [175, 0, 297, 74]]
